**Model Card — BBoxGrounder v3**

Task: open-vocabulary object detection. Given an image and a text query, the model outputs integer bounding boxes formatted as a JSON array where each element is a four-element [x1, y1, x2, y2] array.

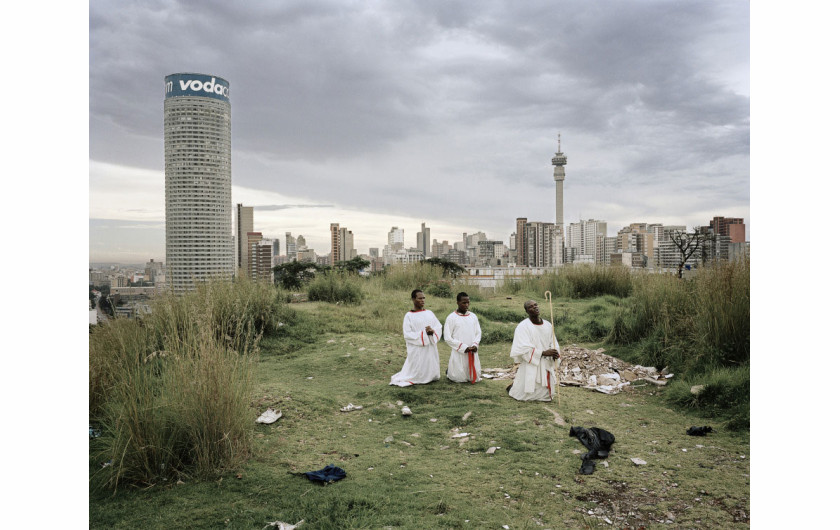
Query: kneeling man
[[444, 292, 482, 383], [508, 299, 560, 401], [390, 289, 442, 386]]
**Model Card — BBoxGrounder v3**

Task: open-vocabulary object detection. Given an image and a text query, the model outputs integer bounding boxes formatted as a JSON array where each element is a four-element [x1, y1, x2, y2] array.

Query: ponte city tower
[[164, 73, 234, 292]]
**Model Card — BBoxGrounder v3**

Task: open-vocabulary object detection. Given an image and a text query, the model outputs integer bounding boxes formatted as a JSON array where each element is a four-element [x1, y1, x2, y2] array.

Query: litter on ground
[[255, 408, 282, 424]]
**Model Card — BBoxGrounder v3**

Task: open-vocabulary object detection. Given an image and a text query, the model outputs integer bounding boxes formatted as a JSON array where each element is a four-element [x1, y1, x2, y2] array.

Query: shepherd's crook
[[544, 291, 560, 404]]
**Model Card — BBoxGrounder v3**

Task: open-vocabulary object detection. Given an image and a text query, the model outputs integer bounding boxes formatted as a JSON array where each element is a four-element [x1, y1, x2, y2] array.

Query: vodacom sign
[[165, 73, 230, 102]]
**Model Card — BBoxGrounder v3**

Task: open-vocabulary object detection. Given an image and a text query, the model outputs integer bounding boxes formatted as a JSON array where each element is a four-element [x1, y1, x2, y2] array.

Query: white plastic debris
[[340, 403, 363, 412], [451, 432, 471, 438], [263, 520, 304, 529], [630, 458, 647, 466], [486, 447, 501, 454], [255, 408, 282, 424]]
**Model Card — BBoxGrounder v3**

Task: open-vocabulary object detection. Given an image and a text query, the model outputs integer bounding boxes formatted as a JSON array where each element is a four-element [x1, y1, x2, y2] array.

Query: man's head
[[456, 292, 470, 313], [524, 300, 540, 319], [411, 289, 425, 310]]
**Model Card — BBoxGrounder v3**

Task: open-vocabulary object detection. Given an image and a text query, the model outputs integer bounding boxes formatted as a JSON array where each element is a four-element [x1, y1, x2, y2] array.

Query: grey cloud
[[90, 0, 748, 247]]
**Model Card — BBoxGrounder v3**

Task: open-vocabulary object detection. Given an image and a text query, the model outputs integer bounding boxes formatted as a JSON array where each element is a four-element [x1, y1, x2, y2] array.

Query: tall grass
[[499, 265, 634, 299], [307, 270, 364, 304], [89, 279, 284, 489], [606, 260, 749, 374]]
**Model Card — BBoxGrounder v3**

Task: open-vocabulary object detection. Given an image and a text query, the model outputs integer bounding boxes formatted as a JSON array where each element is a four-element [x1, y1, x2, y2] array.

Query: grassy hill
[[89, 263, 749, 528]]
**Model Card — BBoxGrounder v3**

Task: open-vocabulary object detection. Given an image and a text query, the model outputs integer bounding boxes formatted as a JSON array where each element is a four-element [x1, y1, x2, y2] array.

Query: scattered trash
[[384, 436, 394, 444], [255, 408, 282, 424], [340, 403, 363, 412], [686, 426, 714, 436], [630, 458, 647, 466], [263, 519, 304, 529], [429, 418, 438, 423], [295, 465, 346, 485], [462, 411, 473, 421], [486, 447, 501, 454], [89, 425, 101, 438], [101, 460, 113, 468], [451, 432, 471, 438], [401, 406, 413, 416]]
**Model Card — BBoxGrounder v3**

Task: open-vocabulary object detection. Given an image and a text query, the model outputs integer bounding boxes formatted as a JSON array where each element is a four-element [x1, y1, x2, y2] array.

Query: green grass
[[91, 290, 749, 528]]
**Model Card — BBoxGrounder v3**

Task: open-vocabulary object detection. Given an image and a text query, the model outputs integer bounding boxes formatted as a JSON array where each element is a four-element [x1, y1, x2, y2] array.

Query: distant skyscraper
[[515, 217, 527, 265], [552, 133, 567, 231], [285, 232, 297, 258], [387, 227, 404, 250], [416, 222, 431, 257], [236, 204, 254, 276], [165, 73, 233, 292], [710, 216, 746, 243]]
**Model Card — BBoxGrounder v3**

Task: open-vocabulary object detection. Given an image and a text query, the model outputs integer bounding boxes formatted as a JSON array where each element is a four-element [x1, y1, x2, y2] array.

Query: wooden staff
[[544, 291, 560, 404]]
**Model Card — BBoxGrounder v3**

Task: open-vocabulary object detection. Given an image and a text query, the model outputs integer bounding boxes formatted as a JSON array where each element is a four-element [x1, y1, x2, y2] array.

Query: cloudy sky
[[89, 0, 749, 263]]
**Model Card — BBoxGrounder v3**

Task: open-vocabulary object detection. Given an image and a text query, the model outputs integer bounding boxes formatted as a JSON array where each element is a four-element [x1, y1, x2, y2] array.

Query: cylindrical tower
[[164, 73, 234, 293], [552, 133, 567, 229]]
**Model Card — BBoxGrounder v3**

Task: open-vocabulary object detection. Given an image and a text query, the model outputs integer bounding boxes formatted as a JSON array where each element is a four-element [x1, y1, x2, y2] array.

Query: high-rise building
[[330, 223, 355, 265], [165, 73, 233, 292], [522, 222, 561, 267], [567, 219, 607, 264], [285, 232, 297, 259], [247, 232, 273, 282], [710, 216, 745, 243], [416, 222, 431, 257], [388, 227, 404, 251], [236, 203, 254, 276], [515, 217, 528, 265]]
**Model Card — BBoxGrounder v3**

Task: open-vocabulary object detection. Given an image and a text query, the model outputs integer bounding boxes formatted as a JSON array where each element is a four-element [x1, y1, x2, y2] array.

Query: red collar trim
[[454, 311, 471, 317], [410, 309, 426, 312]]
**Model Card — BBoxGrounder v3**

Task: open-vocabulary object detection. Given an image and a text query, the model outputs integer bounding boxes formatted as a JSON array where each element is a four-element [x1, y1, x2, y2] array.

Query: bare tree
[[669, 227, 713, 279]]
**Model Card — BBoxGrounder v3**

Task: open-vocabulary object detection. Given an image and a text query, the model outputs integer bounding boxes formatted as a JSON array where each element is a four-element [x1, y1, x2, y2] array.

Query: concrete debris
[[401, 406, 413, 416], [483, 346, 671, 395], [486, 446, 501, 454]]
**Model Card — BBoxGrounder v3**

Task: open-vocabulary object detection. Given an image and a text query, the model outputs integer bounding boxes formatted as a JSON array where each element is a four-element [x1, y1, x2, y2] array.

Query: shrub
[[425, 280, 452, 298], [664, 366, 750, 430], [307, 271, 364, 304], [89, 279, 280, 489]]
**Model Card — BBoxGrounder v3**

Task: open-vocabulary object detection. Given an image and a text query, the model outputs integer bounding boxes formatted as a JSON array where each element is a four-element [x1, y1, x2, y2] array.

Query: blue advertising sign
[[165, 73, 230, 102]]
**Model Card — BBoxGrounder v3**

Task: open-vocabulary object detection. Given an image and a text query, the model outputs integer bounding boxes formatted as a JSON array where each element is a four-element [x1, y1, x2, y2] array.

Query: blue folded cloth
[[303, 464, 346, 484]]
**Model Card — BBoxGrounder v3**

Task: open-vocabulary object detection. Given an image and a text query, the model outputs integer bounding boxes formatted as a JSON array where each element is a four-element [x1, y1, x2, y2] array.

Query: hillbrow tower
[[164, 73, 234, 292], [552, 133, 567, 232]]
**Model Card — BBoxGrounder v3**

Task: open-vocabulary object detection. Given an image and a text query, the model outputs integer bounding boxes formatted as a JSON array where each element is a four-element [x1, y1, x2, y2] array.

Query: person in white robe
[[508, 299, 560, 401], [390, 289, 442, 386], [444, 292, 482, 383]]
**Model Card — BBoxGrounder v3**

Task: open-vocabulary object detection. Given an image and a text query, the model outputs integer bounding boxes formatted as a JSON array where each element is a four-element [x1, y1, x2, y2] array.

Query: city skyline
[[90, 1, 749, 263]]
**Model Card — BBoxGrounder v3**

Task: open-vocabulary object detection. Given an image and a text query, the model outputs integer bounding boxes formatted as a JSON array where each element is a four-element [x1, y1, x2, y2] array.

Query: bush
[[425, 280, 452, 298], [664, 366, 750, 430], [307, 271, 364, 304], [89, 279, 282, 489]]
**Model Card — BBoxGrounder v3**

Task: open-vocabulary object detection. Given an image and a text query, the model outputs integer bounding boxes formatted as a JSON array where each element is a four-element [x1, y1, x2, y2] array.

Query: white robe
[[390, 309, 442, 386], [508, 318, 559, 401], [444, 311, 482, 383]]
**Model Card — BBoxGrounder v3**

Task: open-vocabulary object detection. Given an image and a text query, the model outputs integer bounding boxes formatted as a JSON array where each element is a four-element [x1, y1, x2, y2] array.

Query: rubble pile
[[557, 345, 671, 394], [481, 346, 672, 395]]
